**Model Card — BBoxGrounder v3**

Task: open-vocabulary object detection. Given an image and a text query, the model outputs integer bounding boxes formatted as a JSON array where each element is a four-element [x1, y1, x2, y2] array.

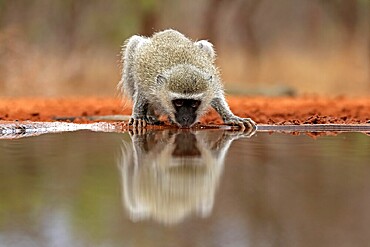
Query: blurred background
[[0, 0, 369, 97]]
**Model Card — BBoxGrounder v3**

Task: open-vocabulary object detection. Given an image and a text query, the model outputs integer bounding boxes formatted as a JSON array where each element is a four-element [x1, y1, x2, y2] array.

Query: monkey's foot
[[128, 117, 147, 128], [145, 115, 164, 125], [224, 117, 257, 134]]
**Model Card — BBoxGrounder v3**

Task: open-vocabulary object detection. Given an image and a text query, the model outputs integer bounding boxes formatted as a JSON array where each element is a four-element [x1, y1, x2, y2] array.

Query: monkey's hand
[[223, 116, 257, 134], [211, 97, 256, 134], [129, 116, 164, 128], [129, 116, 165, 127], [129, 117, 147, 128]]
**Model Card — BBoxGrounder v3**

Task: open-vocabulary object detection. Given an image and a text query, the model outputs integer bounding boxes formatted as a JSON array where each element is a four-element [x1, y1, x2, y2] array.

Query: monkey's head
[[155, 64, 217, 128]]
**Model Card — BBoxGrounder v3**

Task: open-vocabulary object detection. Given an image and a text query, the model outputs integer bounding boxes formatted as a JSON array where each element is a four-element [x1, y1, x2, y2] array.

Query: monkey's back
[[133, 30, 218, 92]]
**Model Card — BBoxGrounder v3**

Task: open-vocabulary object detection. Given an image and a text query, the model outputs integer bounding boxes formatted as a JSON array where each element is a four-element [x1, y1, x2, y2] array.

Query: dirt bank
[[0, 96, 369, 125]]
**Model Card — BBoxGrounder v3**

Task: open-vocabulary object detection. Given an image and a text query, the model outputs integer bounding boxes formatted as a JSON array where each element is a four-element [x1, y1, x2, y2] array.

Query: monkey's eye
[[173, 99, 184, 107], [191, 101, 200, 108]]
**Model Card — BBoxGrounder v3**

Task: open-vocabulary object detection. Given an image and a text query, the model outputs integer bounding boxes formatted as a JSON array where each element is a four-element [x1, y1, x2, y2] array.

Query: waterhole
[[0, 126, 369, 247]]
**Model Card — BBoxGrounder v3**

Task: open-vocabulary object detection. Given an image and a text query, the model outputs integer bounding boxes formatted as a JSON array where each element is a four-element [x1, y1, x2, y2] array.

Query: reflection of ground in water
[[0, 128, 369, 246]]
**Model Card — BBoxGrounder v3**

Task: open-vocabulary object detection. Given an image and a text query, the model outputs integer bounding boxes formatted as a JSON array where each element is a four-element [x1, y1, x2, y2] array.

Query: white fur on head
[[169, 92, 205, 101], [195, 40, 215, 59]]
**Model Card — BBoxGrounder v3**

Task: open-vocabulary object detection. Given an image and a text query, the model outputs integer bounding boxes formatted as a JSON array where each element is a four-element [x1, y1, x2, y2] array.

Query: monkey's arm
[[129, 92, 149, 127], [119, 35, 148, 97], [129, 92, 164, 127], [211, 97, 256, 131]]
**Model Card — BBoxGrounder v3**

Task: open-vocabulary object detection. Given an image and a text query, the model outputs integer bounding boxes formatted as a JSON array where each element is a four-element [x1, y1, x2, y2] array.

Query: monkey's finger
[[243, 121, 253, 130], [129, 128, 140, 136], [128, 129, 134, 136], [243, 118, 257, 130], [244, 128, 256, 137], [237, 121, 246, 131], [248, 118, 257, 126], [137, 119, 142, 128], [139, 119, 147, 128], [242, 120, 257, 137]]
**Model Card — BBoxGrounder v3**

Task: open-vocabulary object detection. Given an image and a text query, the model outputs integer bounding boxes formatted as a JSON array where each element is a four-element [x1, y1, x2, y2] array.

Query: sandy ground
[[0, 96, 369, 125]]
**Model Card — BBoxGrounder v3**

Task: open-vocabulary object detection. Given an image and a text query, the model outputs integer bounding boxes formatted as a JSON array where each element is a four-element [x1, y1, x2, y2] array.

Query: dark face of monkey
[[172, 132, 201, 157], [172, 99, 201, 127]]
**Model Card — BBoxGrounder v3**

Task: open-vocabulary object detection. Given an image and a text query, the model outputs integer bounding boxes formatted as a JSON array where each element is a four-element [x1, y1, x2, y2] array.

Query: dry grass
[[0, 29, 368, 97], [218, 40, 369, 96]]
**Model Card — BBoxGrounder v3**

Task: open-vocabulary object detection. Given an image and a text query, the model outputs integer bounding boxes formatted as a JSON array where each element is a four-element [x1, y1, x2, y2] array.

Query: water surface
[[0, 129, 369, 247]]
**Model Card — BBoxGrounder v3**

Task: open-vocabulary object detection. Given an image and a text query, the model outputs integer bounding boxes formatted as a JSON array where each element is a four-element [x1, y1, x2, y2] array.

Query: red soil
[[0, 96, 369, 125]]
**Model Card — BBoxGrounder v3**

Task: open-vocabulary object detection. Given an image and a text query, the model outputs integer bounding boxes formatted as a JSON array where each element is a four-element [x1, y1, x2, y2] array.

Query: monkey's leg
[[129, 93, 149, 128], [211, 97, 256, 133], [119, 35, 148, 98]]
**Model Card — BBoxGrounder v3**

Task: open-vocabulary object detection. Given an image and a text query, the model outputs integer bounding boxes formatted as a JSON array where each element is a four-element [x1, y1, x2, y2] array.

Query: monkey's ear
[[195, 40, 215, 59], [156, 74, 167, 84], [200, 74, 213, 82]]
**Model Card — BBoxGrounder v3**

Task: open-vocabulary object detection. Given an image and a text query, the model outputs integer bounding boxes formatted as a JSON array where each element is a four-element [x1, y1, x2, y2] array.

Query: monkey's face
[[172, 99, 201, 127], [156, 64, 216, 127]]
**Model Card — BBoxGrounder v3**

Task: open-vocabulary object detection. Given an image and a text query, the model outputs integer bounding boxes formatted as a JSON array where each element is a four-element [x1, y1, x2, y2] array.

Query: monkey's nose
[[182, 117, 189, 122], [180, 117, 192, 128], [175, 114, 194, 128], [182, 117, 193, 127]]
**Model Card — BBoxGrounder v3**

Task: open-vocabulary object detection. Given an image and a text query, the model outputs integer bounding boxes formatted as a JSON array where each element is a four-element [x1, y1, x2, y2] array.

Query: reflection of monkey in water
[[118, 129, 253, 225]]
